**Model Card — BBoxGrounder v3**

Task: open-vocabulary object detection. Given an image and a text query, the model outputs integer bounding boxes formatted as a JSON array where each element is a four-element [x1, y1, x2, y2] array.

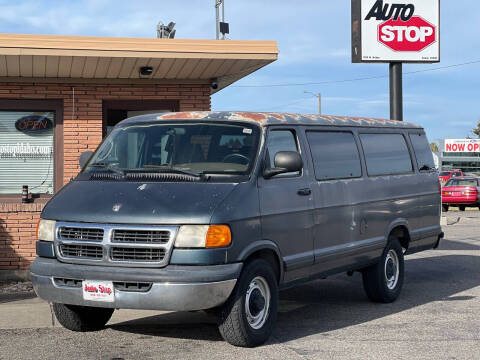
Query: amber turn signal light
[[205, 225, 231, 248], [35, 219, 41, 239]]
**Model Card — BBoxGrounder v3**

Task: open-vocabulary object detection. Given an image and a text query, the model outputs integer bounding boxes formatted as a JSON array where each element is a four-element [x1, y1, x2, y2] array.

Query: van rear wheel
[[53, 303, 114, 332], [442, 205, 449, 212], [362, 236, 404, 303], [216, 259, 278, 347], [459, 206, 466, 211]]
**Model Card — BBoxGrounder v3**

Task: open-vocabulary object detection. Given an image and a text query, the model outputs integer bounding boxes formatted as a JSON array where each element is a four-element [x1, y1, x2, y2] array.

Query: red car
[[439, 169, 463, 185], [442, 177, 480, 211]]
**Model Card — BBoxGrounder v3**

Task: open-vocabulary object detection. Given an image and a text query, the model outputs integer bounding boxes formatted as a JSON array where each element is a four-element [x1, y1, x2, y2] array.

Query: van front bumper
[[30, 257, 241, 311]]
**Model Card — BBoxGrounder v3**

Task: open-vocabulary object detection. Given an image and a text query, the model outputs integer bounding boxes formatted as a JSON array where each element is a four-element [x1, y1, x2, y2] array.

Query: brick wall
[[0, 203, 43, 271], [0, 81, 211, 272]]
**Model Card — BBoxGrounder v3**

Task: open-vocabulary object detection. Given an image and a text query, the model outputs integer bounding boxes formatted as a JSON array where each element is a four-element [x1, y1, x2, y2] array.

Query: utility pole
[[389, 62, 403, 121], [304, 91, 321, 114], [215, 0, 229, 40]]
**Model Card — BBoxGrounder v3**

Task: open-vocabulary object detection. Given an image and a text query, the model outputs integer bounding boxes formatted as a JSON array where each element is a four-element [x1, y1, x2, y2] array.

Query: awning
[[0, 33, 278, 93]]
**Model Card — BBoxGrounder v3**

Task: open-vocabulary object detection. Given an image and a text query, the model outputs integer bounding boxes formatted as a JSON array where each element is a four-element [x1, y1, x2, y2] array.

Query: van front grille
[[58, 227, 104, 241], [60, 244, 103, 259], [54, 222, 177, 268], [111, 247, 166, 262], [112, 229, 170, 244]]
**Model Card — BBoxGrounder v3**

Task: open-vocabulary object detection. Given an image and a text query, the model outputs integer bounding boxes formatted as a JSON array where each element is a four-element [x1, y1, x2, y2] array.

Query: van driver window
[[266, 130, 300, 176]]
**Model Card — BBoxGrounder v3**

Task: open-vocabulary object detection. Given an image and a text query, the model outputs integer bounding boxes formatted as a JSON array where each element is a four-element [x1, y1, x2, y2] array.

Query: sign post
[[351, 0, 440, 121]]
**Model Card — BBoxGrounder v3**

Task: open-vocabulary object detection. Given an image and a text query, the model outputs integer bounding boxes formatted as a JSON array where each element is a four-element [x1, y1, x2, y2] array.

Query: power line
[[232, 59, 480, 88], [263, 97, 312, 111]]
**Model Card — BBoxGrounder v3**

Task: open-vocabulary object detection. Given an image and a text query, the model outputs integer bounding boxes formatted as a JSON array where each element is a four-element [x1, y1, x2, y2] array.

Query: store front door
[[102, 100, 179, 137]]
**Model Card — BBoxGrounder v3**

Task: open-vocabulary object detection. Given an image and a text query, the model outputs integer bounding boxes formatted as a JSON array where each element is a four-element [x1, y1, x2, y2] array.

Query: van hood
[[41, 180, 237, 224]]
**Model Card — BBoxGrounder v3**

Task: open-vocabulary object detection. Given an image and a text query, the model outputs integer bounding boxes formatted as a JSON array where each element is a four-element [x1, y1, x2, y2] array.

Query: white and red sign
[[352, 0, 440, 63], [82, 280, 114, 302], [444, 139, 480, 153]]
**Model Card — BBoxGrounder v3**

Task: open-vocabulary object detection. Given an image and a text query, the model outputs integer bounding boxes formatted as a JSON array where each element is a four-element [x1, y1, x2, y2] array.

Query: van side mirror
[[263, 151, 303, 179], [79, 151, 94, 169]]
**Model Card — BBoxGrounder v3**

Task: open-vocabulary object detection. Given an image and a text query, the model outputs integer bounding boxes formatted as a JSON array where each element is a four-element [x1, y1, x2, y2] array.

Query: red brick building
[[0, 33, 278, 279]]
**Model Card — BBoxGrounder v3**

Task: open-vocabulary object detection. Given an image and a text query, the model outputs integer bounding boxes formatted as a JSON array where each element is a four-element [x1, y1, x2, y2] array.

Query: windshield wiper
[[89, 162, 125, 177], [141, 165, 206, 179]]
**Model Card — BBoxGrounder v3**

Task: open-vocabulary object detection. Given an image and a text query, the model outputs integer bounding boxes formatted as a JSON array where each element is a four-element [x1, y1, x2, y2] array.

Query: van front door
[[258, 128, 314, 282]]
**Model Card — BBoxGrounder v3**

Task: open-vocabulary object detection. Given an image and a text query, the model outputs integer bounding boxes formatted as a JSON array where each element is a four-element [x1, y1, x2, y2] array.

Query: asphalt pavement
[[0, 211, 478, 360]]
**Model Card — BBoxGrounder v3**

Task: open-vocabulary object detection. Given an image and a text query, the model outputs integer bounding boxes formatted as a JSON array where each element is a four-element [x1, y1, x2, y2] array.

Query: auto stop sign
[[351, 0, 440, 63]]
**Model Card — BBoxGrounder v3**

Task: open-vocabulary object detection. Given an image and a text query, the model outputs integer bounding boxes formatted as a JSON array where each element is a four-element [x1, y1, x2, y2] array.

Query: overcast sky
[[0, 0, 478, 141]]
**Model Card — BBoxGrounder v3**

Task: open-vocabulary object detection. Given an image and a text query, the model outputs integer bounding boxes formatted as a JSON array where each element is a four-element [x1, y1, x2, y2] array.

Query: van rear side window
[[306, 131, 361, 180], [409, 133, 435, 170], [360, 133, 413, 176]]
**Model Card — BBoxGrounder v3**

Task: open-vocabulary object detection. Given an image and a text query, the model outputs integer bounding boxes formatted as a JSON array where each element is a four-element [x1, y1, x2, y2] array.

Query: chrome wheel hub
[[384, 249, 399, 290], [245, 276, 270, 330]]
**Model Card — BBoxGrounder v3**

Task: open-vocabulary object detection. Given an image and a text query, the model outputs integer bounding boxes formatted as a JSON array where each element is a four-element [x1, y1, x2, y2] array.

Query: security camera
[[140, 66, 153, 76], [211, 78, 219, 90]]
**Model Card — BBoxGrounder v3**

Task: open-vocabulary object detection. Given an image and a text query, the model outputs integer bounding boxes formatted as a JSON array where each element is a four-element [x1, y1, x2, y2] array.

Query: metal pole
[[222, 0, 225, 40], [317, 93, 321, 114], [389, 62, 403, 121], [215, 1, 220, 40]]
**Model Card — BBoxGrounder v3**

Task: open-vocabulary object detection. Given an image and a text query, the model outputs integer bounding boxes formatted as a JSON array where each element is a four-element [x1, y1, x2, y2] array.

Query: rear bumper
[[30, 257, 241, 311]]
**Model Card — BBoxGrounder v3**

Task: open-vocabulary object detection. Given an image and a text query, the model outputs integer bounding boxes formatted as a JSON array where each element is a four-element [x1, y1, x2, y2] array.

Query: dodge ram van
[[31, 111, 443, 347]]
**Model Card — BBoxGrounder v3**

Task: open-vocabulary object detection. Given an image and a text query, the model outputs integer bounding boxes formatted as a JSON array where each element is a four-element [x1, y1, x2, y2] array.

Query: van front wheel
[[362, 237, 404, 303], [53, 303, 114, 332], [217, 259, 278, 347]]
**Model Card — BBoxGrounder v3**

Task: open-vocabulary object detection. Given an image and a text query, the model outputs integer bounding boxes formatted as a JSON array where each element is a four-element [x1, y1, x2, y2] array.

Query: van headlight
[[36, 219, 56, 242], [175, 225, 231, 248]]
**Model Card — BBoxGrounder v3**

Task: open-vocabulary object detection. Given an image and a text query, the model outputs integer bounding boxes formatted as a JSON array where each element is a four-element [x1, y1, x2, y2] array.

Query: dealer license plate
[[452, 192, 461, 196], [82, 280, 114, 302]]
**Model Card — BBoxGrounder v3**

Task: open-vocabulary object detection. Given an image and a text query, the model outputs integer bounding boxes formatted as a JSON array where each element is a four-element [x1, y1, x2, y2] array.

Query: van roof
[[121, 111, 422, 129]]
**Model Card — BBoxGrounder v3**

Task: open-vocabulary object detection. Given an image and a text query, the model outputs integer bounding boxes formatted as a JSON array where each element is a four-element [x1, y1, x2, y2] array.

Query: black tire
[[216, 259, 278, 347], [362, 236, 404, 303], [459, 206, 466, 211], [442, 205, 449, 212], [53, 303, 114, 332]]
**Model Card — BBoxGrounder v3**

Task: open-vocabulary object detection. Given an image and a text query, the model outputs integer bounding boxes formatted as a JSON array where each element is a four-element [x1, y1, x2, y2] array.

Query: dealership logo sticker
[[82, 281, 114, 302]]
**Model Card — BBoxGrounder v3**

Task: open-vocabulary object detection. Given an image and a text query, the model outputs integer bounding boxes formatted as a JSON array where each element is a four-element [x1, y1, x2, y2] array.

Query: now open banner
[[445, 139, 480, 153], [352, 0, 440, 63]]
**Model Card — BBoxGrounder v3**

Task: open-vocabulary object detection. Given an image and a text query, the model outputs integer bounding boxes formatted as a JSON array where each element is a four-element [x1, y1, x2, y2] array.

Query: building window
[[0, 111, 55, 194]]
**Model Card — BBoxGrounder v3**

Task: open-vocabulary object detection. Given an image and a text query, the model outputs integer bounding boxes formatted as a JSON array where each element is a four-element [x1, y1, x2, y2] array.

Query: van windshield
[[83, 121, 260, 180]]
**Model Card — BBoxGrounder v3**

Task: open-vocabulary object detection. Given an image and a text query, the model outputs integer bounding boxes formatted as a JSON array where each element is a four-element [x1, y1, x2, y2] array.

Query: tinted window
[[360, 133, 413, 176], [266, 130, 300, 176], [439, 171, 451, 176], [409, 133, 435, 170], [306, 131, 361, 180], [445, 178, 478, 187]]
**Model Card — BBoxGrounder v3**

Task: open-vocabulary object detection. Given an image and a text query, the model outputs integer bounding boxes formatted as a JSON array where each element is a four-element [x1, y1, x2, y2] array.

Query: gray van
[[30, 111, 443, 347]]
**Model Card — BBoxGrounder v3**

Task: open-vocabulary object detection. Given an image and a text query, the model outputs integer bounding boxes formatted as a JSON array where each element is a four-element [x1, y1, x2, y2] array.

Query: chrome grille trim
[[111, 247, 166, 262], [54, 222, 178, 268], [112, 229, 170, 244], [58, 227, 104, 242], [59, 243, 103, 259]]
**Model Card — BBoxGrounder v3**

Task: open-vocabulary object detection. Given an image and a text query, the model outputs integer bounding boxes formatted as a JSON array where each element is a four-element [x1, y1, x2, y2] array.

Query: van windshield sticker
[[243, 128, 252, 134]]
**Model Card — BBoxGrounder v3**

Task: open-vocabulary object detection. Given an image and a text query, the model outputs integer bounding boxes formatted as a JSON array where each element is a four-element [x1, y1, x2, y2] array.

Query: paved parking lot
[[0, 212, 479, 360]]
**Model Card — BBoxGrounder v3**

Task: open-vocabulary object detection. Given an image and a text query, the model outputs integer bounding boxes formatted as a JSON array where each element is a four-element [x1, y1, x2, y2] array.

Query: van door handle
[[297, 188, 311, 196]]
